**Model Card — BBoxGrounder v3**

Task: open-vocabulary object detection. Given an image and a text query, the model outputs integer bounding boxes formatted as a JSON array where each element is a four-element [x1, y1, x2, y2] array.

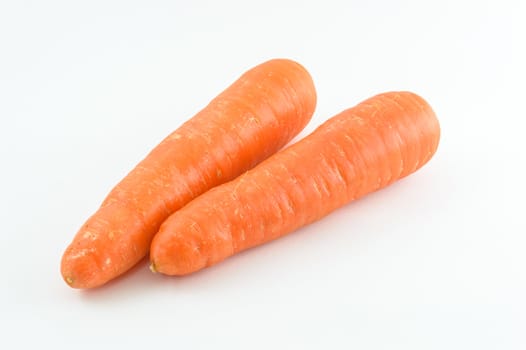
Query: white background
[[1, 1, 525, 349]]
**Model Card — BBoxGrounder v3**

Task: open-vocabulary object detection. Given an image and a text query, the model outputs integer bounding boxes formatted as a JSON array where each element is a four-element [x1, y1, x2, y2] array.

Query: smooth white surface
[[1, 1, 525, 349]]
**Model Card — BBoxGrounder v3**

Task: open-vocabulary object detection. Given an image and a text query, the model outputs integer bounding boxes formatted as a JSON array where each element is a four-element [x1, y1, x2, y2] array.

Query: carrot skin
[[61, 59, 316, 288], [150, 91, 440, 275]]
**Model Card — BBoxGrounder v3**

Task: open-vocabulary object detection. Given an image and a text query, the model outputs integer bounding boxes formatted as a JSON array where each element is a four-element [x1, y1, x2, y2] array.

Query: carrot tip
[[149, 262, 158, 274]]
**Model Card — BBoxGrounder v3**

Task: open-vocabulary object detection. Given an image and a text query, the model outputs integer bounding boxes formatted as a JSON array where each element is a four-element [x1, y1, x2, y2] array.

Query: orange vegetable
[[61, 59, 317, 288], [150, 91, 440, 275]]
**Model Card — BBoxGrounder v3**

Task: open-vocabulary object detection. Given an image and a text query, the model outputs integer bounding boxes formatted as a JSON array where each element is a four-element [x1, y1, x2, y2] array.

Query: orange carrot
[[150, 91, 440, 276], [61, 59, 317, 288]]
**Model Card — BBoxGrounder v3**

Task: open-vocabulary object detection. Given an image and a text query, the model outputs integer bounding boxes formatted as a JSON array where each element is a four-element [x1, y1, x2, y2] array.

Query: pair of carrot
[[61, 59, 440, 288]]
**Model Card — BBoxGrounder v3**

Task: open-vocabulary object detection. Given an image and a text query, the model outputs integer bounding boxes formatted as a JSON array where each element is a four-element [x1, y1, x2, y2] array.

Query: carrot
[[150, 91, 440, 276], [61, 59, 317, 288]]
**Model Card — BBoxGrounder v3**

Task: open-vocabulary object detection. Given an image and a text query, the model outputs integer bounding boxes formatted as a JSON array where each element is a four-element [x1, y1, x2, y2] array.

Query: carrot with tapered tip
[[150, 91, 440, 276], [61, 58, 317, 288]]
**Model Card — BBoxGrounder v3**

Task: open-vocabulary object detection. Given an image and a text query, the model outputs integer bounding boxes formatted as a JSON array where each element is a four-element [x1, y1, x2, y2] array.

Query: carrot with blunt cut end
[[61, 59, 317, 288], [150, 91, 440, 276]]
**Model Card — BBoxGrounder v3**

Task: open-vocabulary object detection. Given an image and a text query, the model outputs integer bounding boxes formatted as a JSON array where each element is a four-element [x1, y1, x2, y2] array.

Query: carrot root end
[[149, 262, 158, 274]]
